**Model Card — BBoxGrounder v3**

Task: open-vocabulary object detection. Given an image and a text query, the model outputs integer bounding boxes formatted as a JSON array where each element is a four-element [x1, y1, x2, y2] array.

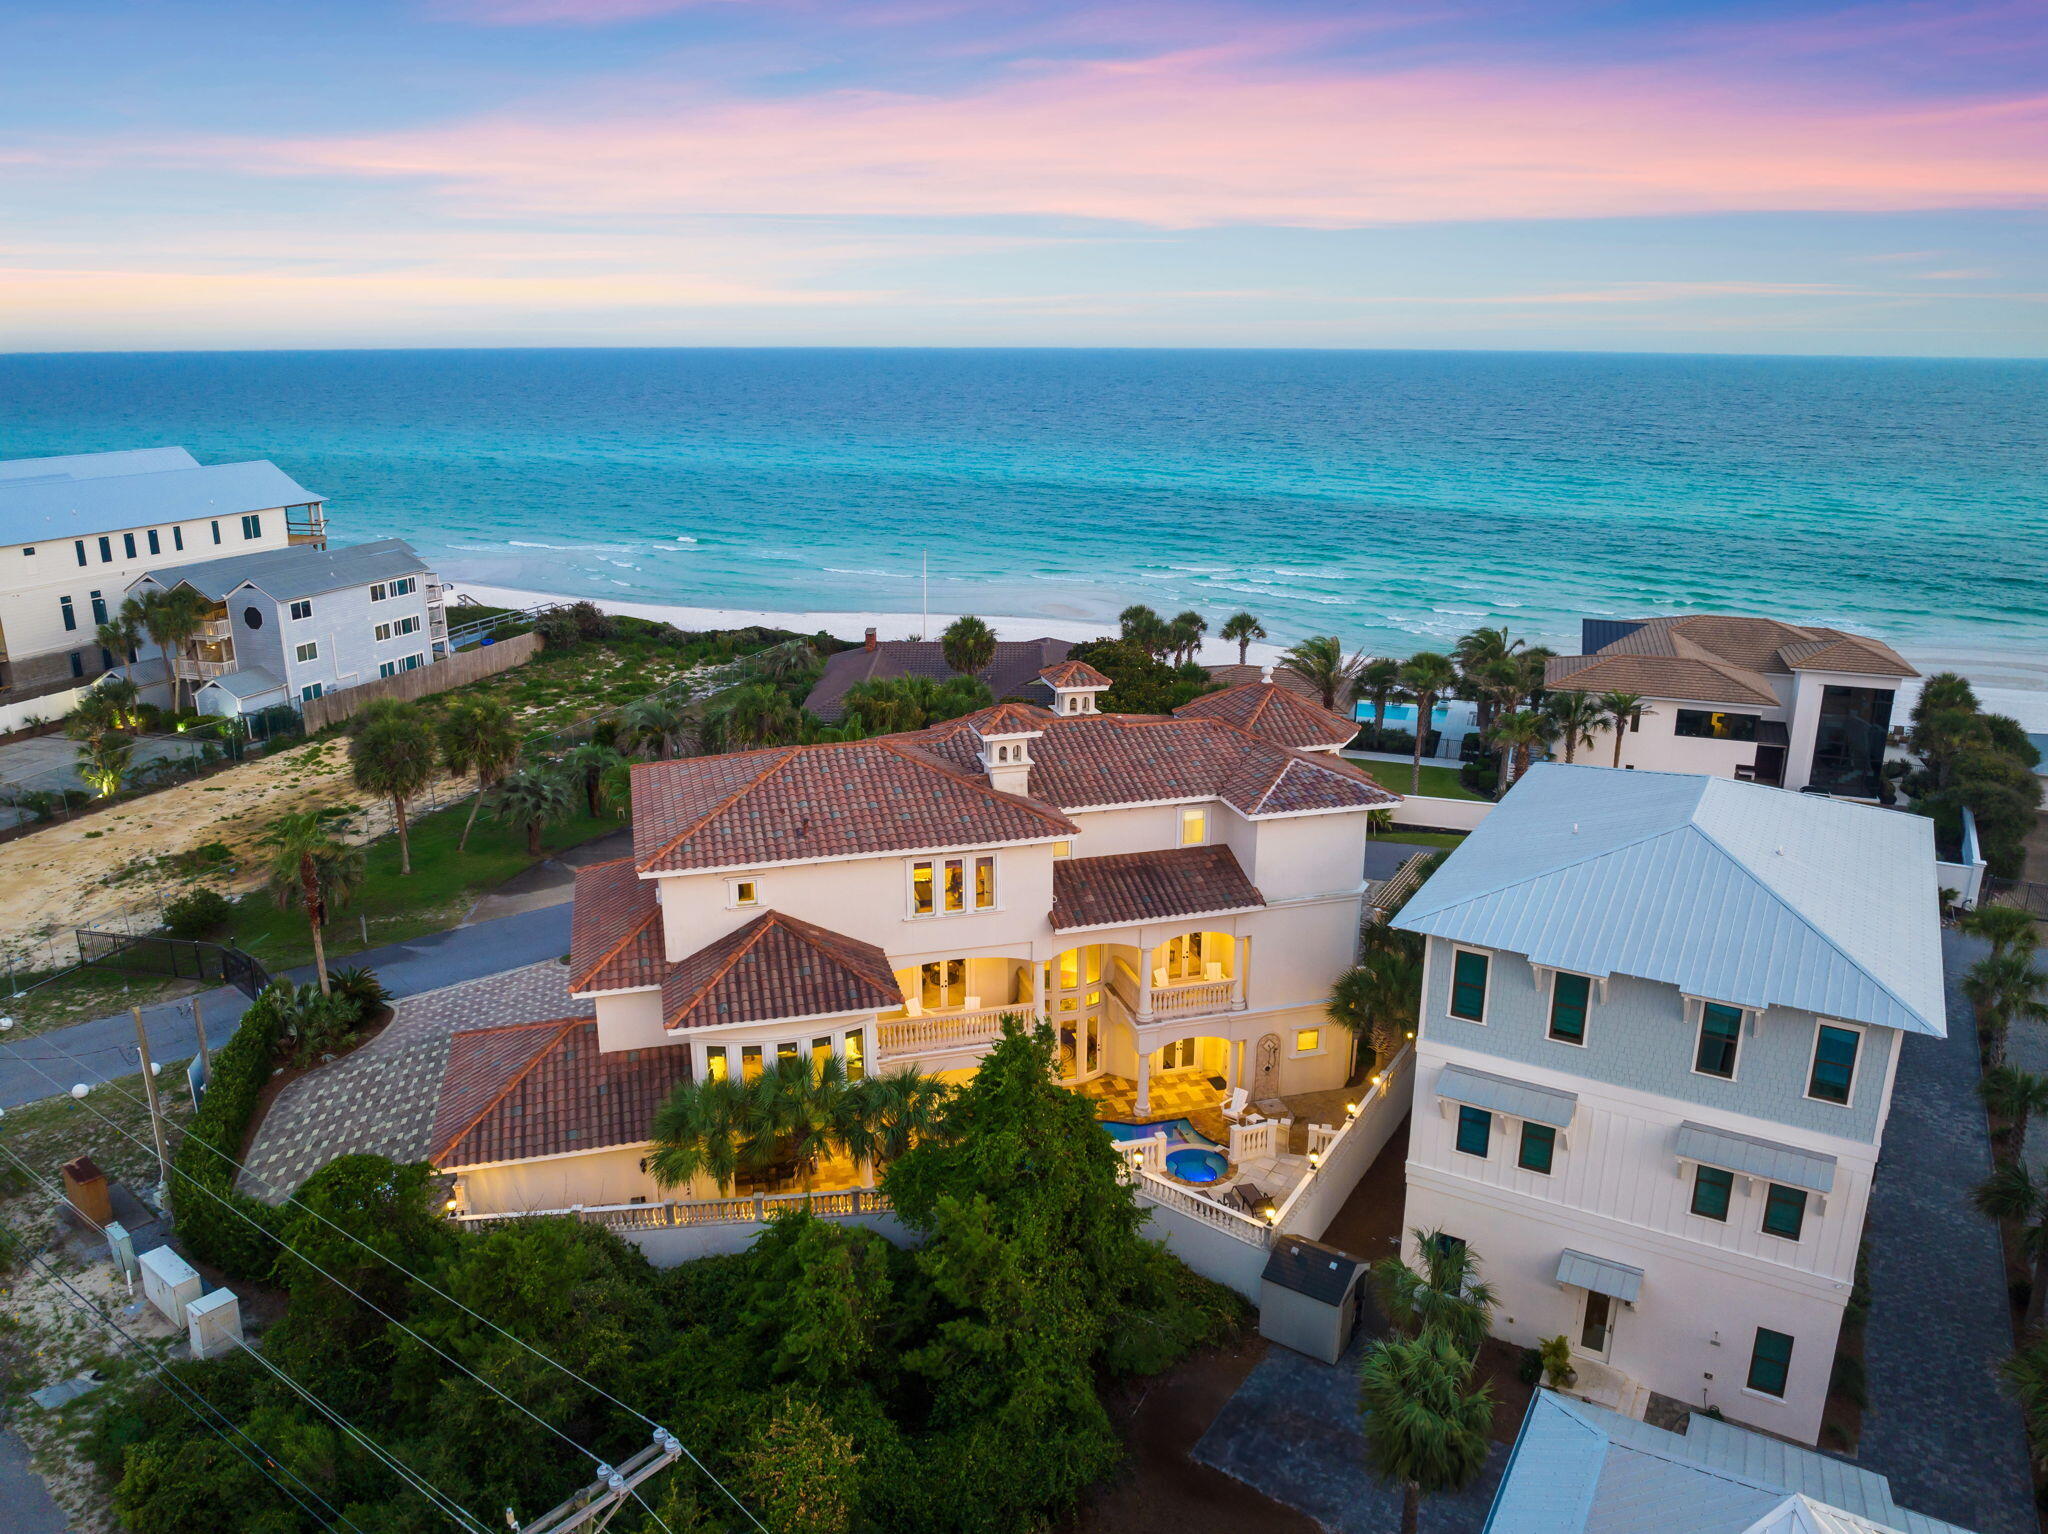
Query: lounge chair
[[1222, 1087, 1251, 1121]]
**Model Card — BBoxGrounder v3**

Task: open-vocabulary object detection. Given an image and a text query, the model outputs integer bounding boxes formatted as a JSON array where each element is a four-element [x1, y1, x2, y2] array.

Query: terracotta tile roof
[[1548, 614, 1914, 707], [1050, 845, 1265, 931], [1039, 659, 1111, 689], [914, 711, 1398, 818], [1205, 663, 1320, 700], [1174, 682, 1357, 750], [660, 909, 905, 1031], [802, 637, 1073, 720], [568, 858, 663, 992], [630, 737, 1075, 873], [965, 701, 1057, 735], [432, 1020, 691, 1168]]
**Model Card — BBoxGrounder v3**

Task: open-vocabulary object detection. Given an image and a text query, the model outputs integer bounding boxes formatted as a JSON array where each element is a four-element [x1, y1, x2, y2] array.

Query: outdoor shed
[[1258, 1235, 1367, 1364]]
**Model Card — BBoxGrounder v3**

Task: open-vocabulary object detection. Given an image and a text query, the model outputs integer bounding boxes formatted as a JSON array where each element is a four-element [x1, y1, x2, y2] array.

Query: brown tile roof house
[[568, 858, 663, 992], [660, 909, 904, 1030], [1204, 663, 1321, 700], [1546, 614, 1915, 708], [803, 636, 1074, 721], [432, 1019, 691, 1169], [630, 736, 1077, 874], [1173, 682, 1357, 751], [1051, 845, 1265, 932]]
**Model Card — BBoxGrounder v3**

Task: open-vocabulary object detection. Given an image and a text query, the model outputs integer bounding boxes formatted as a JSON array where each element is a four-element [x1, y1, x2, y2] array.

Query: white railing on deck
[[1306, 1122, 1341, 1158], [1133, 1170, 1271, 1246], [1269, 1045, 1413, 1237], [1228, 1118, 1283, 1162], [1116, 1133, 1169, 1179], [1148, 978, 1238, 1019], [876, 1004, 1023, 1058], [455, 1188, 893, 1231]]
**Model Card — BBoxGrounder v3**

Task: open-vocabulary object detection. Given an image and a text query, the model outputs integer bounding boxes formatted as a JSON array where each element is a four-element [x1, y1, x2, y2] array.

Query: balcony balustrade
[[876, 1002, 1026, 1059]]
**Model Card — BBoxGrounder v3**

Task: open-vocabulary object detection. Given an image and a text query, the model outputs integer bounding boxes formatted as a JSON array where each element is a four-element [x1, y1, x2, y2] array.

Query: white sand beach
[[449, 581, 2048, 729]]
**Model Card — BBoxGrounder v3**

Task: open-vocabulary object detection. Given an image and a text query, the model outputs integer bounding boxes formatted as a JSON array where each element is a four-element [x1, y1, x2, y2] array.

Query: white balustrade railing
[[1133, 1170, 1271, 1246], [1306, 1123, 1341, 1158], [454, 1189, 892, 1230], [1269, 1046, 1414, 1236], [1116, 1133, 1169, 1180], [1147, 977, 1238, 1019], [1228, 1118, 1283, 1163], [876, 1004, 1023, 1058]]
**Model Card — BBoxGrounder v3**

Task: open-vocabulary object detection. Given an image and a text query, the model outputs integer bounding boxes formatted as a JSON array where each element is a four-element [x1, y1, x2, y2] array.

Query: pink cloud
[[191, 46, 2048, 228]]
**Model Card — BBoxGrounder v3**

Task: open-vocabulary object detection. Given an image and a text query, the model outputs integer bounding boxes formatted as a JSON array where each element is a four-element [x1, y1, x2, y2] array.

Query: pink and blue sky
[[4, 0, 2046, 354]]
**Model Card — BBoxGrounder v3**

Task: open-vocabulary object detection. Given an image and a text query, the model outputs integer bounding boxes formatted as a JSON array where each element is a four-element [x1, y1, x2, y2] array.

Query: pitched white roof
[[0, 446, 199, 482], [1396, 764, 1945, 1037], [0, 458, 321, 545]]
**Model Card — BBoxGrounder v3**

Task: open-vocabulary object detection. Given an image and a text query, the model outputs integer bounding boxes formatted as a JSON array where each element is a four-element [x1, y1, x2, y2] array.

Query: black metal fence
[[74, 929, 272, 999], [1984, 877, 2048, 918]]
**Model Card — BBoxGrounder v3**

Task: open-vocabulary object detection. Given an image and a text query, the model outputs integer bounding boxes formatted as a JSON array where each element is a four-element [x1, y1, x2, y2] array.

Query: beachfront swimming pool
[[1102, 1118, 1230, 1184]]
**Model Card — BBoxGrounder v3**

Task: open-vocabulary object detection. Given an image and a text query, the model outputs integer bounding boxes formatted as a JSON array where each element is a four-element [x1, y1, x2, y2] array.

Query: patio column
[[1136, 1045, 1152, 1117], [1136, 940, 1155, 1021], [1233, 935, 1249, 1010]]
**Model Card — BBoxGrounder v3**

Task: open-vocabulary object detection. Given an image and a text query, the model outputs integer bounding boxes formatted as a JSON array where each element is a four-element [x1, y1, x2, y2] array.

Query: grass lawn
[[1376, 830, 1468, 851], [1352, 759, 1484, 801], [0, 968, 202, 1040], [227, 798, 623, 968]]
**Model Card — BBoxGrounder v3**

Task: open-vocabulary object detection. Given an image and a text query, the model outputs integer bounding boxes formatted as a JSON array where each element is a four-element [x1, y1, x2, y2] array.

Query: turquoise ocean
[[4, 348, 2044, 699]]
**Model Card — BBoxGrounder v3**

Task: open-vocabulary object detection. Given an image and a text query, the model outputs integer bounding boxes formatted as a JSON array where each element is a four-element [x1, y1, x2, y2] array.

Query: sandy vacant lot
[[0, 734, 468, 957]]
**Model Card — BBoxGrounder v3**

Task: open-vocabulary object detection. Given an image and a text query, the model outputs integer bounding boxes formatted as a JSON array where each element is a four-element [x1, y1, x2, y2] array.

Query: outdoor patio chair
[[1222, 1086, 1251, 1121]]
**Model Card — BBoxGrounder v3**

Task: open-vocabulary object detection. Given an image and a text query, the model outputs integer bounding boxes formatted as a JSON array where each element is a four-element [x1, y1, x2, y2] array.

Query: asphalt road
[[0, 903, 573, 1109]]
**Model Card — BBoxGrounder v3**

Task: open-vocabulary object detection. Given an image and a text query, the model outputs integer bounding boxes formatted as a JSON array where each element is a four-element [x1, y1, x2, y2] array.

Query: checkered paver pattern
[[238, 960, 593, 1203]]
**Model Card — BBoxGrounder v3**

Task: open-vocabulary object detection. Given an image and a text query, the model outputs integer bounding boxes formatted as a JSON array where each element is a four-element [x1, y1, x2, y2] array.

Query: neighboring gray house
[[128, 538, 444, 715], [1484, 1390, 1975, 1533]]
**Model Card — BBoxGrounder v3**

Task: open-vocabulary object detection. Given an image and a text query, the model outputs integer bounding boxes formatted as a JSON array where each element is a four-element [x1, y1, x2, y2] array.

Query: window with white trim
[[374, 614, 422, 642], [294, 641, 319, 663], [729, 878, 759, 907], [1179, 806, 1206, 846], [1807, 1022, 1861, 1105], [377, 652, 426, 678], [300, 682, 324, 701], [909, 855, 997, 917], [289, 599, 313, 621]]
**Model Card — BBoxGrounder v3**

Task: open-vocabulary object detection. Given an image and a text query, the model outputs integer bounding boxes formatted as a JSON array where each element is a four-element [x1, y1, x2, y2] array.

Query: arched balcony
[[1106, 929, 1247, 1025], [875, 955, 1037, 1062]]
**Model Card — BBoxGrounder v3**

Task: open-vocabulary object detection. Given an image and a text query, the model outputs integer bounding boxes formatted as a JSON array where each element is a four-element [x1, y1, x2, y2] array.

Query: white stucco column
[[1136, 939, 1155, 1021], [1234, 935, 1250, 1010], [1136, 1045, 1152, 1117]]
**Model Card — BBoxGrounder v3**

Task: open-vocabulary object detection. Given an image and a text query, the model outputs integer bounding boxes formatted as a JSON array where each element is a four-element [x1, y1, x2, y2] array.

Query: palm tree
[[1965, 949, 2048, 1071], [619, 697, 687, 761], [1982, 1067, 2048, 1166], [95, 609, 142, 669], [1962, 903, 2040, 959], [139, 585, 211, 713], [438, 699, 521, 851], [263, 810, 365, 994], [940, 615, 996, 680], [715, 683, 802, 752], [349, 712, 437, 876], [562, 741, 624, 819], [1282, 636, 1359, 711], [1596, 691, 1646, 767], [1453, 627, 1523, 734], [1118, 604, 1171, 660], [647, 1073, 755, 1194], [65, 677, 141, 744], [1358, 1328, 1494, 1534], [1976, 1162, 2048, 1331], [1167, 610, 1208, 667], [1352, 658, 1402, 749], [843, 1067, 953, 1168], [1545, 691, 1604, 765], [1371, 1227, 1498, 1357], [490, 768, 574, 856], [1220, 612, 1267, 665], [76, 732, 133, 798], [1329, 949, 1422, 1070], [1396, 651, 1459, 796], [1489, 709, 1551, 789]]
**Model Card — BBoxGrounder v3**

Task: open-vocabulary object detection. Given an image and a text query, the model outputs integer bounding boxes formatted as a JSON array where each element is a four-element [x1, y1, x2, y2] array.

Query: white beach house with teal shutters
[[1394, 764, 1944, 1445]]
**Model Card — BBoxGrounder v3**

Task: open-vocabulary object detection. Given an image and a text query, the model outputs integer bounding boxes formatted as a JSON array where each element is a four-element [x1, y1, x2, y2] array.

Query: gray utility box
[[139, 1245, 202, 1327], [1258, 1235, 1368, 1365]]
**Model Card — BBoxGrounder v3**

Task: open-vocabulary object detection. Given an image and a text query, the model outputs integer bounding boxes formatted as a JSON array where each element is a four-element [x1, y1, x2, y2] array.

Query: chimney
[[864, 627, 877, 652]]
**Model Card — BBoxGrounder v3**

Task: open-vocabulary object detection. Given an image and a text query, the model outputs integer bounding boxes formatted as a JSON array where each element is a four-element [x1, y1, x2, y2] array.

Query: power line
[[20, 1022, 762, 1534], [5, 1040, 722, 1534]]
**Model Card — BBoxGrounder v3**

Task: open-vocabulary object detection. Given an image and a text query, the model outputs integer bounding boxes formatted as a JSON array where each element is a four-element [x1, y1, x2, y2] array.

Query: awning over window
[[1435, 1063, 1577, 1129], [1556, 1249, 1643, 1304], [1675, 1121, 1836, 1194]]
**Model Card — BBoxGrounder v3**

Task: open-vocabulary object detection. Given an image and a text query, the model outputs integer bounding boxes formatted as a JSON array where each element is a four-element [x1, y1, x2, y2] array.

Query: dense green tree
[[1166, 610, 1208, 667], [562, 740, 625, 819], [1977, 1162, 2048, 1332], [1280, 635, 1358, 710], [437, 699, 521, 851], [835, 674, 993, 738], [1596, 691, 1645, 767], [1544, 690, 1605, 765], [490, 767, 574, 856], [734, 1398, 861, 1534], [1371, 1228, 1498, 1357], [1066, 637, 1213, 714], [1329, 948, 1422, 1068], [1488, 708, 1551, 788], [619, 696, 689, 760], [1117, 604, 1171, 660], [711, 682, 804, 752], [939, 615, 997, 680]]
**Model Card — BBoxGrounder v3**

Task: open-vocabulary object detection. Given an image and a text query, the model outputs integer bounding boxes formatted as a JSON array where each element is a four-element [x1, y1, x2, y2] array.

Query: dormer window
[[729, 878, 759, 907]]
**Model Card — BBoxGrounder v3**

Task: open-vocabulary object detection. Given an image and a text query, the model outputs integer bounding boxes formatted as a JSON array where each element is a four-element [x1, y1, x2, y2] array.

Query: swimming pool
[[1102, 1118, 1230, 1184]]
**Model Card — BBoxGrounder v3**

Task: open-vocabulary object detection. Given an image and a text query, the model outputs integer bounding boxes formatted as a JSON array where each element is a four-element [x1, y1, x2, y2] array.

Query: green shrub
[[161, 889, 232, 941], [1459, 760, 1499, 798], [327, 966, 390, 1018], [1516, 1346, 1543, 1386], [168, 986, 292, 1278], [1829, 1352, 1867, 1409], [1538, 1333, 1577, 1388]]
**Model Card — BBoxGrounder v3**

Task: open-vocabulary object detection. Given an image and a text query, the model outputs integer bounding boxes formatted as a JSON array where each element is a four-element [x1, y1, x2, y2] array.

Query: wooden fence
[[301, 631, 542, 731]]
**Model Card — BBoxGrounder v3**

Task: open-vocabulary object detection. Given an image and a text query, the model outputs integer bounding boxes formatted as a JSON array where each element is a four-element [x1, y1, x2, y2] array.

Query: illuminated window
[[944, 858, 965, 912], [740, 1045, 763, 1081], [1180, 806, 1206, 846], [813, 1037, 833, 1073], [1295, 1028, 1321, 1054], [704, 1046, 728, 1082], [911, 861, 935, 916], [974, 855, 996, 909], [843, 1031, 865, 1080], [777, 1041, 799, 1066], [1052, 840, 1072, 859], [730, 879, 758, 907], [921, 959, 966, 1011]]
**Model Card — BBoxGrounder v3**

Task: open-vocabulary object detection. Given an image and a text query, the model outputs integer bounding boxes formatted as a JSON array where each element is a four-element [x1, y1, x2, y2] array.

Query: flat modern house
[[0, 447, 326, 706], [434, 673, 1397, 1215], [1546, 615, 1917, 798], [1395, 764, 1943, 1445], [1484, 1390, 1975, 1534], [802, 630, 1076, 721], [127, 538, 444, 714]]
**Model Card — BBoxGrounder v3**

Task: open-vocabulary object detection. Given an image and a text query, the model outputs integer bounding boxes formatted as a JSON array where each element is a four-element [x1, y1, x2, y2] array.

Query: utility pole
[[131, 1006, 170, 1206], [517, 1430, 682, 1534], [921, 548, 928, 641]]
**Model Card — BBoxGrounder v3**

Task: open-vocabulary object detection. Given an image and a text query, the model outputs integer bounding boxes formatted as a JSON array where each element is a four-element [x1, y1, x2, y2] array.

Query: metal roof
[[196, 667, 286, 701], [1395, 764, 1946, 1038], [1675, 1121, 1837, 1194], [0, 446, 199, 482], [140, 538, 427, 604], [1484, 1393, 1979, 1534], [0, 459, 321, 546], [1554, 1249, 1643, 1303], [1436, 1062, 1578, 1128]]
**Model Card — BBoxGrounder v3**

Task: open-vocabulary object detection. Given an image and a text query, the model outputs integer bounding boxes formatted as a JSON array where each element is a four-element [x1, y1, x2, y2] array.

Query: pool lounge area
[[1080, 1072, 1346, 1206]]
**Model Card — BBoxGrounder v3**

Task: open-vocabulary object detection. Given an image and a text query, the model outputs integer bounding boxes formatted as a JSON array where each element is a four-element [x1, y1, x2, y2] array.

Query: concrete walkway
[[0, 903, 573, 1109], [1856, 928, 2036, 1534]]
